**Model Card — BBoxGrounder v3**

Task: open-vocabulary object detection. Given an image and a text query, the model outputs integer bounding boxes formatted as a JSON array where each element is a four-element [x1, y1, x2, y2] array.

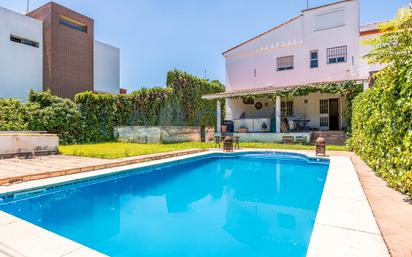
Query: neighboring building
[[0, 7, 43, 100], [203, 0, 385, 143], [0, 2, 120, 100], [94, 40, 120, 94]]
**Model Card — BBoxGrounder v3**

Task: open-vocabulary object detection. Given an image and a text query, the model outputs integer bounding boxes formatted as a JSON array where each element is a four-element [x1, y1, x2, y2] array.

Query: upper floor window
[[315, 8, 345, 31], [277, 56, 294, 71], [281, 101, 293, 117], [10, 35, 39, 48], [310, 50, 319, 68], [59, 16, 87, 33], [327, 46, 347, 64]]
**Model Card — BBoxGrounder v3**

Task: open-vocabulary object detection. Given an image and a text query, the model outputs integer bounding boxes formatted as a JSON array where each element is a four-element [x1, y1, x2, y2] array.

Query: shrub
[[0, 70, 224, 144], [0, 99, 32, 130], [348, 8, 412, 197]]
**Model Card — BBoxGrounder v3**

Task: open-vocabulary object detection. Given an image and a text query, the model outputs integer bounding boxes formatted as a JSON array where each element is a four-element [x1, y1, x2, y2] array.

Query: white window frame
[[327, 46, 347, 64], [310, 50, 319, 68], [277, 56, 294, 71], [319, 99, 329, 130], [281, 100, 293, 117]]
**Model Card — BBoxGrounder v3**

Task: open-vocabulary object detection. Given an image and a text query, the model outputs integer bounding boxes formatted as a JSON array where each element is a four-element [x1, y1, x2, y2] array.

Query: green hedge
[[348, 9, 412, 197], [0, 70, 224, 144], [166, 70, 225, 126]]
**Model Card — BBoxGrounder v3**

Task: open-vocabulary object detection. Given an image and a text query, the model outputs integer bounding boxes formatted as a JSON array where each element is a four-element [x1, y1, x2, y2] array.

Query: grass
[[59, 142, 347, 159]]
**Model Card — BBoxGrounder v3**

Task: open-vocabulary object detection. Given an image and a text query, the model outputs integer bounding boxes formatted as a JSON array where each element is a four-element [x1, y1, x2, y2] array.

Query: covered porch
[[202, 80, 366, 144]]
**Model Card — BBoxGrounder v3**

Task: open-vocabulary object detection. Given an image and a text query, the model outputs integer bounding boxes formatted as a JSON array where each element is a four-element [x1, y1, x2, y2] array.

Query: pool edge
[[0, 150, 390, 257]]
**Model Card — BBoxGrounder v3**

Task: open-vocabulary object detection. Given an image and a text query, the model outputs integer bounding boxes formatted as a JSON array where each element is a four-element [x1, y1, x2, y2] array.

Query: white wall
[[94, 40, 120, 94], [224, 0, 361, 91], [0, 7, 43, 101], [358, 33, 385, 79]]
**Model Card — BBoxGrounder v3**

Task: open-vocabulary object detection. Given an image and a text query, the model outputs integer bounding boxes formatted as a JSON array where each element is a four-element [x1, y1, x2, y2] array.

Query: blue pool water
[[0, 152, 329, 257]]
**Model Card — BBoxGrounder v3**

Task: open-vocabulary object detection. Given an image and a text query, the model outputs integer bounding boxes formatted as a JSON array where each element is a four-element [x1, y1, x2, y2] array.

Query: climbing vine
[[237, 81, 363, 131]]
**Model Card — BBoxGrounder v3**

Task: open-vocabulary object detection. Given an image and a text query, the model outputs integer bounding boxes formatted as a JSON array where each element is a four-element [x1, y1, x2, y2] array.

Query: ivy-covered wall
[[0, 70, 224, 144], [166, 70, 225, 127], [348, 8, 412, 197]]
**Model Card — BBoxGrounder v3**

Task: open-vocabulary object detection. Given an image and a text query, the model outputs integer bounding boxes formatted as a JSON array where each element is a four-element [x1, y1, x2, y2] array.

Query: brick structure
[[28, 2, 94, 99]]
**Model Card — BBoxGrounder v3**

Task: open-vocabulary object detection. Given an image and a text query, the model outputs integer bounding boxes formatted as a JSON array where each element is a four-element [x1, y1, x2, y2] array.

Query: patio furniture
[[214, 136, 222, 148], [281, 118, 289, 133], [288, 120, 296, 132], [282, 136, 294, 144], [223, 136, 234, 152], [293, 119, 311, 132], [233, 136, 240, 149]]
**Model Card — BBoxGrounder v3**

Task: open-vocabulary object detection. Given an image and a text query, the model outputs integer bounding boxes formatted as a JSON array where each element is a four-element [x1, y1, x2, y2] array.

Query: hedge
[[348, 8, 412, 197], [0, 70, 224, 144]]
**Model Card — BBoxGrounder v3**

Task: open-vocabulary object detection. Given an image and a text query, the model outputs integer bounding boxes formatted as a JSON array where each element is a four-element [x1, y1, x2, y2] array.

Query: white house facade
[[203, 0, 385, 144]]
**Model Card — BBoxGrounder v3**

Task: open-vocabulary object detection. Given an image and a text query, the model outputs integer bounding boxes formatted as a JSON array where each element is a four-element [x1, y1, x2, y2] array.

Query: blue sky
[[0, 0, 409, 92]]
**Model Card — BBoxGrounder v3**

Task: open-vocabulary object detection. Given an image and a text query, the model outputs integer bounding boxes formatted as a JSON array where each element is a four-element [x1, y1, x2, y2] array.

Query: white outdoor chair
[[288, 120, 296, 132]]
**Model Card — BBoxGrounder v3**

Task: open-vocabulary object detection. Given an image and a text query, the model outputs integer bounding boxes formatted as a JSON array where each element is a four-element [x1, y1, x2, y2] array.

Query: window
[[59, 16, 87, 33], [315, 9, 345, 31], [277, 56, 294, 71], [320, 117, 329, 127], [310, 50, 318, 68], [10, 35, 39, 48], [320, 99, 329, 114], [327, 46, 347, 64], [281, 101, 293, 116]]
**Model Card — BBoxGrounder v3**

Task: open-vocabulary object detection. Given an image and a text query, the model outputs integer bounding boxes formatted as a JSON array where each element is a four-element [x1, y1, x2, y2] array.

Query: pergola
[[202, 79, 368, 134]]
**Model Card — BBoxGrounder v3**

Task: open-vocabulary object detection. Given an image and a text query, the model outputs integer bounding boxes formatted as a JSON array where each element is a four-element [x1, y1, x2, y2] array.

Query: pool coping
[[0, 149, 390, 257]]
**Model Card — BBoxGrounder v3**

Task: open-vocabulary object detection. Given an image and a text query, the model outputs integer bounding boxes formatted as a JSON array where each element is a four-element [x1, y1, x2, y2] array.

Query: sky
[[0, 0, 409, 92]]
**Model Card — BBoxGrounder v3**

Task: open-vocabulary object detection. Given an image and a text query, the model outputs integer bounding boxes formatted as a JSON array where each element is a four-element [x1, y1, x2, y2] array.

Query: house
[[0, 2, 120, 100], [202, 0, 384, 144]]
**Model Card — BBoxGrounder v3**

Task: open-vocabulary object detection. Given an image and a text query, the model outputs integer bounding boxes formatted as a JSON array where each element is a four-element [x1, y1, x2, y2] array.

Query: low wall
[[0, 132, 59, 157], [215, 132, 312, 143], [115, 126, 203, 144]]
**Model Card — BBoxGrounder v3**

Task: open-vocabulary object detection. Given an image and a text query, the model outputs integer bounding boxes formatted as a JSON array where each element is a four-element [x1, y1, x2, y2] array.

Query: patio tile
[[315, 195, 380, 234], [0, 211, 20, 226], [306, 223, 390, 257], [0, 220, 81, 257], [60, 246, 108, 257]]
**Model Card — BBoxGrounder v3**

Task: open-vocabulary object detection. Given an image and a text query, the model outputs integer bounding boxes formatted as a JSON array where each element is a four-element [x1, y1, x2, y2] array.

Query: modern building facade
[[203, 0, 385, 143], [0, 2, 120, 100], [0, 7, 43, 100]]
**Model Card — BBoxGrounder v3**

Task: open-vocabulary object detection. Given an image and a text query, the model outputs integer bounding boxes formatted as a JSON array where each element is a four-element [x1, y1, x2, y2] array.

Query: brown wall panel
[[28, 2, 94, 99]]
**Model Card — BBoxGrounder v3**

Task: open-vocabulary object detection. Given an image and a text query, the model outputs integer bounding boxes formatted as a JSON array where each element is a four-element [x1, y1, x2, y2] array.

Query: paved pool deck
[[0, 149, 410, 257], [0, 149, 206, 186]]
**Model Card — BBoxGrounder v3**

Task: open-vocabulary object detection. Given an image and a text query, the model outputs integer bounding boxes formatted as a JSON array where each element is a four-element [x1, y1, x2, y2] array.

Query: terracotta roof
[[360, 21, 386, 36], [222, 0, 355, 55], [202, 79, 367, 100]]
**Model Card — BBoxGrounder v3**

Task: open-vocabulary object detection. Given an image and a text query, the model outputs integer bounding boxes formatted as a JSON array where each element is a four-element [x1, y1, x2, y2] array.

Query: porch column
[[216, 100, 221, 134], [275, 96, 281, 133], [363, 81, 369, 91]]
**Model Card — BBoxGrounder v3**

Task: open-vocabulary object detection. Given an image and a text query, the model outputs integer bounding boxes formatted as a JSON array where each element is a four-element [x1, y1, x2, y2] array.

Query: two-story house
[[202, 0, 384, 143]]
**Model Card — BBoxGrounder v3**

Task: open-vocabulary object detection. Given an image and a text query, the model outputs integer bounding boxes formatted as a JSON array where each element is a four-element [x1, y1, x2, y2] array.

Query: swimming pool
[[0, 152, 329, 257]]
